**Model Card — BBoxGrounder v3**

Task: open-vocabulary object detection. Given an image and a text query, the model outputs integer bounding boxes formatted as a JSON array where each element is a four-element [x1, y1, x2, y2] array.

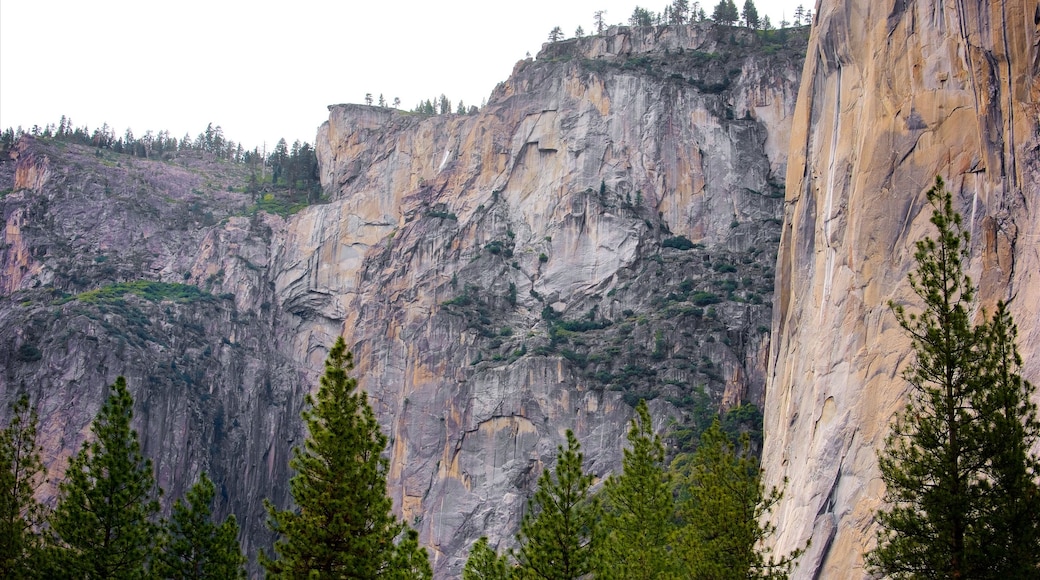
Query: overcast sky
[[1, 0, 804, 150]]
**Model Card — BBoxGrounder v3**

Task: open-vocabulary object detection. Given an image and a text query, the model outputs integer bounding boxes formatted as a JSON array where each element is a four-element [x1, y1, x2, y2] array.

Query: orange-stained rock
[[762, 1, 1040, 577]]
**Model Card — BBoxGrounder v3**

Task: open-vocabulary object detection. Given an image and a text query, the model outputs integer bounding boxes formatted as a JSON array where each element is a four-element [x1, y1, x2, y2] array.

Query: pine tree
[[514, 430, 599, 580], [867, 176, 1040, 578], [463, 536, 512, 580], [742, 0, 759, 28], [47, 377, 160, 578], [670, 0, 689, 24], [674, 419, 798, 578], [712, 0, 739, 25], [153, 473, 245, 579], [261, 337, 430, 578], [0, 394, 45, 577], [598, 400, 675, 579], [976, 302, 1040, 575]]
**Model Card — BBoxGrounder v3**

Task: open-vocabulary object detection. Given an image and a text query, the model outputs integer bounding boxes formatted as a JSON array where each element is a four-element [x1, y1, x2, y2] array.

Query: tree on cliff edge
[[867, 176, 1040, 578], [261, 337, 431, 578]]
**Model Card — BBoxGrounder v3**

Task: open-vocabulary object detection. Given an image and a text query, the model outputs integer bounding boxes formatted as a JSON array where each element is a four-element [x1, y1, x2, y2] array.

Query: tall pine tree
[[46, 377, 160, 578], [975, 302, 1040, 574], [598, 400, 675, 579], [261, 336, 430, 578], [0, 394, 45, 577], [153, 472, 245, 579], [514, 430, 599, 580], [674, 419, 799, 578], [868, 176, 1040, 577]]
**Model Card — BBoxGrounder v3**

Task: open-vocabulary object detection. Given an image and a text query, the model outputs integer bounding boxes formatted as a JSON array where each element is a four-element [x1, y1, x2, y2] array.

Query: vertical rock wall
[[763, 0, 1040, 576]]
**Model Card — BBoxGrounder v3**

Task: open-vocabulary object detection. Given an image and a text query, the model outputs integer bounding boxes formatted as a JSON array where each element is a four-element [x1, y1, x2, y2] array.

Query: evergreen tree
[[47, 377, 160, 578], [867, 176, 1040, 578], [629, 7, 654, 27], [514, 430, 599, 580], [261, 337, 431, 578], [548, 26, 563, 42], [670, 0, 689, 24], [0, 394, 45, 577], [712, 0, 739, 25], [153, 473, 245, 579], [598, 400, 675, 579], [792, 5, 804, 26], [976, 302, 1040, 575], [742, 0, 759, 28], [674, 419, 799, 578], [463, 537, 511, 580]]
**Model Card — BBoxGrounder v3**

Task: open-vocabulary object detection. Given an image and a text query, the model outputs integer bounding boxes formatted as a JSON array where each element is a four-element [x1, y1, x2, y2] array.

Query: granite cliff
[[762, 0, 1040, 576], [1, 22, 806, 576]]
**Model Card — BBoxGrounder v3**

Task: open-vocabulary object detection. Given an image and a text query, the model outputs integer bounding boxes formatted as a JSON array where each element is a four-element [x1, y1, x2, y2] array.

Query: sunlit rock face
[[312, 23, 805, 575], [762, 1, 1040, 577], [1, 22, 805, 577]]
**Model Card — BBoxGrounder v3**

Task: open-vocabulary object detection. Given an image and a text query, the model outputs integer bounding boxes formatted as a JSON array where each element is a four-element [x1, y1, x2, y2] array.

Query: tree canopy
[[46, 377, 161, 578], [514, 430, 599, 580], [0, 394, 45, 577], [154, 472, 246, 579], [262, 337, 431, 578], [867, 176, 1040, 577]]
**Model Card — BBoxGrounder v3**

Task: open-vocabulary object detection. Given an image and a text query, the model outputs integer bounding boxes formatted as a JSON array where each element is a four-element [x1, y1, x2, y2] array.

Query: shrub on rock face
[[662, 236, 695, 250]]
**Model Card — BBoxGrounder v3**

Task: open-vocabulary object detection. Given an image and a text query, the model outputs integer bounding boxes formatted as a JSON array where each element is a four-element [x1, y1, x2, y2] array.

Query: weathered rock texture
[[762, 1, 1040, 577], [1, 22, 806, 577], [312, 24, 803, 574]]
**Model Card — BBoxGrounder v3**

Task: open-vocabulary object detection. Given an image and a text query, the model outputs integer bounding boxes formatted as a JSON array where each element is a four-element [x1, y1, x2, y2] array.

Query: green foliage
[[46, 377, 161, 578], [661, 236, 695, 250], [673, 419, 800, 578], [153, 473, 245, 579], [598, 400, 675, 579], [514, 430, 599, 579], [463, 537, 512, 580], [261, 337, 431, 578], [975, 302, 1040, 573], [690, 291, 722, 306], [712, 0, 740, 25], [253, 193, 310, 217], [629, 7, 654, 26], [72, 281, 211, 305], [14, 344, 42, 362], [426, 210, 458, 220], [742, 0, 759, 28], [0, 394, 45, 577], [867, 177, 1040, 578]]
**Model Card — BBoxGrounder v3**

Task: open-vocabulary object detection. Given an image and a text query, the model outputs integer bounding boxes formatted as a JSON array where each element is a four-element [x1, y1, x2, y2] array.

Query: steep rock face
[[762, 1, 1040, 576], [1, 22, 806, 577], [0, 141, 307, 560], [310, 24, 804, 574]]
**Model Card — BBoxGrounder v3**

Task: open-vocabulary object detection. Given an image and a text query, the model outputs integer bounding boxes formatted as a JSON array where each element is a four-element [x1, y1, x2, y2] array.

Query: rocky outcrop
[[762, 1, 1040, 576], [1, 22, 806, 577], [311, 24, 804, 574]]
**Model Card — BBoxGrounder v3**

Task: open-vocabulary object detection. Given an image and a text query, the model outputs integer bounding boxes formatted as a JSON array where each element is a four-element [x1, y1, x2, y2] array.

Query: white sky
[[1, 0, 803, 150]]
